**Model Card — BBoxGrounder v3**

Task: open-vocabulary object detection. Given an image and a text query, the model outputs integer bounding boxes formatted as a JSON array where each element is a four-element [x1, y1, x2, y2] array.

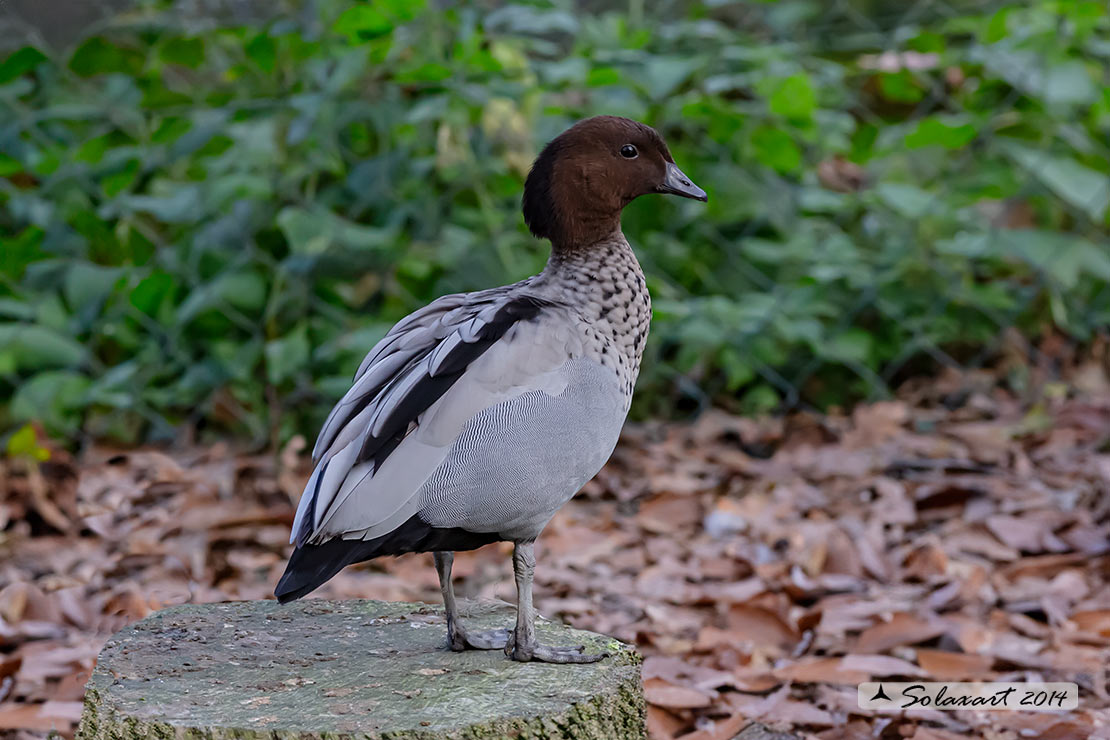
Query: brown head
[[522, 115, 707, 250]]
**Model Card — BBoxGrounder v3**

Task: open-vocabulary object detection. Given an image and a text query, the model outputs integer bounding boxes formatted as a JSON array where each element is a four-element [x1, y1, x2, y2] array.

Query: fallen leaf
[[854, 612, 945, 653], [646, 705, 686, 740], [1071, 609, 1110, 637], [726, 605, 799, 650], [915, 649, 994, 680], [643, 677, 713, 709], [838, 653, 925, 678]]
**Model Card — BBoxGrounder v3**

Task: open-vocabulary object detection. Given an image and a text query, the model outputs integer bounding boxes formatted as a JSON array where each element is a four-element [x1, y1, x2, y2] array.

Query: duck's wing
[[290, 287, 573, 547]]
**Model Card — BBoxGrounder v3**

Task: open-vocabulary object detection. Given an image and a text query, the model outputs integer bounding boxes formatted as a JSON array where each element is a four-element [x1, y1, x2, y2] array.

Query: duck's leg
[[434, 551, 510, 651], [505, 541, 607, 664]]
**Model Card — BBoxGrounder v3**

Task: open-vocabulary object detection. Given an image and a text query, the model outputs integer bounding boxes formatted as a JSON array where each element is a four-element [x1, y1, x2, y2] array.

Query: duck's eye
[[620, 144, 638, 159]]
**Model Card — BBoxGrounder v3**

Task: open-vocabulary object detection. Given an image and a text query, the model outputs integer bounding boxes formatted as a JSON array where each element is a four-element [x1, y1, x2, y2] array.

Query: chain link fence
[[1, 0, 1107, 449]]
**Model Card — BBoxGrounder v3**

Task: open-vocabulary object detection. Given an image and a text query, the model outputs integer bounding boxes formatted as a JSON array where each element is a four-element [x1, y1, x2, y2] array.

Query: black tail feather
[[275, 515, 500, 603]]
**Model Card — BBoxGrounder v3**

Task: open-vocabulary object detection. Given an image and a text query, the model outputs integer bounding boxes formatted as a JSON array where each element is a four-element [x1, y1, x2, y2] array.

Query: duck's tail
[[274, 516, 501, 603]]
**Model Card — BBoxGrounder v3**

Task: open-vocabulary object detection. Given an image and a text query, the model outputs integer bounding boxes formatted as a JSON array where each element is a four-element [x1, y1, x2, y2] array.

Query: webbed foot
[[504, 632, 608, 663], [447, 624, 511, 652]]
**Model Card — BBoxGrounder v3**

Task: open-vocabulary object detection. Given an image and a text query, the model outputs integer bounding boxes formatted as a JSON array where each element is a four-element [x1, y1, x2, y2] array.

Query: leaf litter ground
[[1, 366, 1109, 740]]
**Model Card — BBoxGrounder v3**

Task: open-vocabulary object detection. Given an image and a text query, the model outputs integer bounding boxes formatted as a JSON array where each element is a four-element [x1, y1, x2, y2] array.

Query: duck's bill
[[659, 162, 708, 202]]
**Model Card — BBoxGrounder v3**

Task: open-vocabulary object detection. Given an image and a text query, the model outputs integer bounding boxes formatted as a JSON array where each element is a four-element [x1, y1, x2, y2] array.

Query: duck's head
[[522, 115, 707, 249]]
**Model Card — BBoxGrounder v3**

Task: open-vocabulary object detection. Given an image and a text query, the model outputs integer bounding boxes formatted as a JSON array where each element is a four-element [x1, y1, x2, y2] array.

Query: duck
[[275, 115, 707, 663]]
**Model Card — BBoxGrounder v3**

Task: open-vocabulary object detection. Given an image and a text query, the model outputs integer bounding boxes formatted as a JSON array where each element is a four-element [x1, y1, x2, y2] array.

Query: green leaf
[[936, 230, 1110, 289], [246, 34, 277, 72], [876, 182, 937, 219], [333, 6, 396, 41], [0, 153, 22, 176], [904, 117, 977, 150], [0, 299, 36, 321], [975, 48, 1098, 107], [69, 37, 142, 76], [396, 62, 452, 83], [6, 423, 50, 462], [740, 384, 780, 415], [765, 74, 817, 122], [11, 371, 91, 437], [0, 324, 88, 371], [64, 262, 123, 313], [265, 324, 310, 385], [160, 37, 204, 69], [130, 271, 175, 316], [636, 57, 700, 100], [151, 116, 192, 145], [878, 70, 924, 103], [115, 185, 203, 223], [0, 226, 45, 281], [177, 271, 268, 323], [822, 328, 874, 364], [277, 206, 392, 255], [0, 46, 48, 84], [586, 67, 620, 87], [750, 127, 802, 174], [1040, 61, 1100, 107], [1002, 142, 1110, 220], [101, 158, 141, 197]]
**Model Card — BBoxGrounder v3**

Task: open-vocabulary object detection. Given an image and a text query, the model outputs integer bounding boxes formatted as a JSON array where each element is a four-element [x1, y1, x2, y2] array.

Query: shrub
[[1, 0, 1107, 444]]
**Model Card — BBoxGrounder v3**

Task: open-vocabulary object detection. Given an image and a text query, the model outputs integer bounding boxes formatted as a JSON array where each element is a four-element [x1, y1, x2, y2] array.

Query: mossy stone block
[[77, 599, 643, 740]]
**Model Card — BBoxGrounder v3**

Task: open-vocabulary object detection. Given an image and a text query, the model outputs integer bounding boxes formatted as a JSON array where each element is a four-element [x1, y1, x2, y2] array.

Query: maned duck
[[276, 115, 707, 663]]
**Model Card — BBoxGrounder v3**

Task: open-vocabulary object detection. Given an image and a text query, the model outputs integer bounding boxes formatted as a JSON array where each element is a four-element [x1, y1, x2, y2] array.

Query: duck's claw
[[505, 633, 608, 664]]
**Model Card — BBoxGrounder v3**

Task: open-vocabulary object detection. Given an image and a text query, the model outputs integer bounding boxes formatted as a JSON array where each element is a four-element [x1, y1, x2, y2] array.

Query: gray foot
[[505, 633, 608, 664], [448, 625, 511, 652]]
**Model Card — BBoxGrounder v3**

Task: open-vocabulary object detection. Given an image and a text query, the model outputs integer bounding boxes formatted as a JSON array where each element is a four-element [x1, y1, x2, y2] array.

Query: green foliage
[[0, 0, 1108, 445]]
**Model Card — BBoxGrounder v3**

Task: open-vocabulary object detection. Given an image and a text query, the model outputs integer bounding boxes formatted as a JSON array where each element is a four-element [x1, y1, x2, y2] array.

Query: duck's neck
[[540, 231, 646, 308], [534, 230, 652, 400]]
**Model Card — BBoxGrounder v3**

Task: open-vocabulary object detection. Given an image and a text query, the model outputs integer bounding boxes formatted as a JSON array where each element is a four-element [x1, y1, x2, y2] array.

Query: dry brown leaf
[[726, 605, 799, 650], [643, 677, 713, 709], [637, 496, 704, 534], [843, 401, 908, 448], [0, 583, 62, 625], [1033, 722, 1099, 740], [277, 435, 308, 504], [1070, 609, 1110, 636], [813, 720, 876, 740], [0, 657, 21, 703], [674, 713, 748, 740], [838, 653, 924, 678], [727, 670, 782, 693], [4, 382, 1109, 740], [0, 701, 82, 732], [27, 464, 73, 533], [944, 421, 1011, 462], [915, 649, 994, 680], [646, 705, 686, 740], [693, 626, 749, 653], [817, 156, 867, 193], [854, 612, 945, 653], [907, 728, 967, 740], [985, 514, 1053, 553], [999, 553, 1089, 580], [700, 578, 765, 605], [903, 542, 948, 580], [775, 658, 867, 685]]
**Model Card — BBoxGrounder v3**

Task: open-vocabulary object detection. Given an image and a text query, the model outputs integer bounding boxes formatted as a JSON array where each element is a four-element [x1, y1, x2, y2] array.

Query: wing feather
[[292, 288, 565, 546]]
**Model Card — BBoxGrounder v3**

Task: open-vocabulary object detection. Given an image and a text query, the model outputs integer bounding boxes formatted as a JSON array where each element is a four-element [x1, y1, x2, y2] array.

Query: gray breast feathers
[[418, 357, 627, 541], [291, 289, 610, 547]]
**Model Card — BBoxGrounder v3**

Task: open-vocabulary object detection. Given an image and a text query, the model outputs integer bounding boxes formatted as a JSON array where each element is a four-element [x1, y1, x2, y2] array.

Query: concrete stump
[[77, 599, 643, 740]]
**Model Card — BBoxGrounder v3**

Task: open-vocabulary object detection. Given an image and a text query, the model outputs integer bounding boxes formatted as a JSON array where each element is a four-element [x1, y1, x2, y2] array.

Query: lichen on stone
[[77, 599, 644, 740]]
